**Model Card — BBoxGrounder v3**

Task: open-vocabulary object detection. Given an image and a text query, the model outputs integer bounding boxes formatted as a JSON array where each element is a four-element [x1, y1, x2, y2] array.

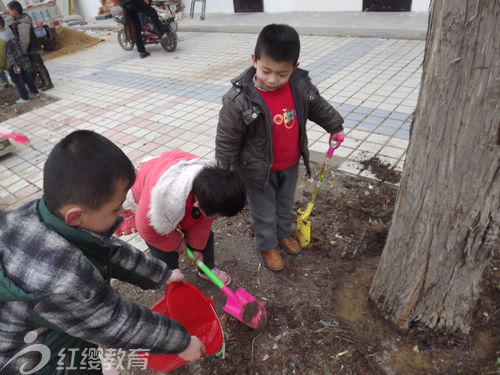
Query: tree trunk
[[369, 0, 499, 334]]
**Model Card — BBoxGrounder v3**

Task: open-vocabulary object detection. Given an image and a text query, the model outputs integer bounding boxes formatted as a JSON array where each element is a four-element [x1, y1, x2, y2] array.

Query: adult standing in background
[[0, 15, 39, 103], [7, 1, 53, 91]]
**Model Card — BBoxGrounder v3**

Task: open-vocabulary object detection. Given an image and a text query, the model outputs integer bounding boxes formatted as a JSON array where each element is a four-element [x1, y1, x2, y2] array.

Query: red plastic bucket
[[142, 282, 224, 373]]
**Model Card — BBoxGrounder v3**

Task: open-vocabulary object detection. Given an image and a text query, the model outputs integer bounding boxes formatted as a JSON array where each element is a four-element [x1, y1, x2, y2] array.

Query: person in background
[[118, 0, 167, 58], [0, 15, 38, 103], [216, 24, 345, 272], [7, 0, 53, 91]]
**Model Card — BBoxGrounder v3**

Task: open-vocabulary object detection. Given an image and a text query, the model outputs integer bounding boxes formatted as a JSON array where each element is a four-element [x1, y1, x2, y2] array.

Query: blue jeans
[[8, 66, 39, 100]]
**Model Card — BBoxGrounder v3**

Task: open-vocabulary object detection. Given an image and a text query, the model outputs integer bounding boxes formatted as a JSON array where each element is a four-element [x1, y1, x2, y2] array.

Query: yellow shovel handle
[[298, 202, 314, 221]]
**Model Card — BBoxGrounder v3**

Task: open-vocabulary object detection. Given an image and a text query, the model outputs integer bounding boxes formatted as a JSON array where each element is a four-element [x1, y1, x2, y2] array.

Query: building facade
[[73, 0, 430, 18]]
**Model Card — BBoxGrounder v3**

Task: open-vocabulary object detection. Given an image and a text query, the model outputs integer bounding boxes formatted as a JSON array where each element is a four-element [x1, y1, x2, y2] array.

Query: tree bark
[[369, 0, 499, 334]]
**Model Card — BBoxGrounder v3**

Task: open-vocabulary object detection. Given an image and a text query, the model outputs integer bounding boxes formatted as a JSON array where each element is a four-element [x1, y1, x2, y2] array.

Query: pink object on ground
[[0, 132, 30, 144]]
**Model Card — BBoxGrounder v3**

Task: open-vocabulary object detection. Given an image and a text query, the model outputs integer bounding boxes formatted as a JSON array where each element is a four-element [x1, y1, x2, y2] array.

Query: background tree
[[369, 0, 499, 333]]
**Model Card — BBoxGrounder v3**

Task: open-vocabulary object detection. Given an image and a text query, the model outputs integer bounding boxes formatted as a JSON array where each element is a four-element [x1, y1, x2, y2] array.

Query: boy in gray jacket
[[0, 130, 204, 374], [216, 24, 344, 271]]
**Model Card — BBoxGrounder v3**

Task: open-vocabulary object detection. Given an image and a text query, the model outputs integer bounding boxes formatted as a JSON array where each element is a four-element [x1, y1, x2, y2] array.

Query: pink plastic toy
[[0, 132, 30, 145], [187, 248, 267, 330]]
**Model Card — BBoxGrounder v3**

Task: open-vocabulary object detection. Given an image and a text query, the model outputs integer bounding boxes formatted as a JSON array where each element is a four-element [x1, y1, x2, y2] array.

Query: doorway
[[233, 0, 264, 12], [363, 0, 412, 11]]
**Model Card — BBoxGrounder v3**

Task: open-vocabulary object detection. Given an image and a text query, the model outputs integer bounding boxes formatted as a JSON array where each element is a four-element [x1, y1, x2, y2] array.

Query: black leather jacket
[[216, 66, 344, 191]]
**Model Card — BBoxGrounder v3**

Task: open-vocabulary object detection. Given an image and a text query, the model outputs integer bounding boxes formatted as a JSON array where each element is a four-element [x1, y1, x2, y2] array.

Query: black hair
[[0, 15, 4, 28], [43, 130, 136, 212], [7, 1, 23, 14], [254, 24, 300, 66], [193, 165, 246, 217]]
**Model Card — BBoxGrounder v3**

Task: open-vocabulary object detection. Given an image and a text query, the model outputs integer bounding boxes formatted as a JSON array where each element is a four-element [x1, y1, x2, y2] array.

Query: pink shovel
[[0, 132, 30, 145], [187, 248, 268, 330]]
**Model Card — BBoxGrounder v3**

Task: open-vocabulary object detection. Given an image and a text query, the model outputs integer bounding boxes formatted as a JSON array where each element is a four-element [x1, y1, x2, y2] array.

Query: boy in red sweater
[[216, 24, 345, 271]]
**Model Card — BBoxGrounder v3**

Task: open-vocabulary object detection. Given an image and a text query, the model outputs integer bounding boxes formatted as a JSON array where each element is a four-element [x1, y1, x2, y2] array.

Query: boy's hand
[[189, 250, 204, 266], [179, 336, 206, 362], [333, 130, 346, 138], [175, 238, 187, 257], [166, 269, 185, 284]]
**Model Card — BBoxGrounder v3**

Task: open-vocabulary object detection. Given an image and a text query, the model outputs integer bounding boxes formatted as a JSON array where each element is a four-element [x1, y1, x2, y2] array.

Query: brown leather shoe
[[278, 237, 301, 255], [261, 248, 284, 272]]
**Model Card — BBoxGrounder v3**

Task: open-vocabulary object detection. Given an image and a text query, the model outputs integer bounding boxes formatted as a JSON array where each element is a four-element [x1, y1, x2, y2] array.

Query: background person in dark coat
[[119, 0, 167, 58], [0, 15, 39, 103], [7, 0, 53, 91]]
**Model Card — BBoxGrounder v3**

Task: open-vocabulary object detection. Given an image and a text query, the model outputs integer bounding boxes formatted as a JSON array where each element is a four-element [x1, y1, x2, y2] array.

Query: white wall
[[202, 0, 231, 13], [72, 0, 431, 17], [412, 0, 431, 11], [264, 0, 362, 12], [205, 0, 429, 13], [205, 0, 358, 13], [72, 0, 102, 17]]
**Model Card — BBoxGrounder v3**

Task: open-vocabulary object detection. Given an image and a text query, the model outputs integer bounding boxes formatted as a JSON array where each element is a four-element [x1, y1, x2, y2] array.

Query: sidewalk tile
[[387, 137, 409, 149], [379, 146, 406, 159]]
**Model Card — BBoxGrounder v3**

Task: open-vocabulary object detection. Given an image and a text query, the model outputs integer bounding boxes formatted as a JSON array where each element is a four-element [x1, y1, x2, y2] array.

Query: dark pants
[[8, 66, 39, 100], [29, 51, 52, 87], [246, 163, 299, 251], [147, 231, 215, 270], [123, 0, 164, 53]]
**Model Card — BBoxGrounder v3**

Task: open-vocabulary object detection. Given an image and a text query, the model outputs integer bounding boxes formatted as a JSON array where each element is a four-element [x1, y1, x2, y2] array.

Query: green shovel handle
[[186, 247, 225, 289]]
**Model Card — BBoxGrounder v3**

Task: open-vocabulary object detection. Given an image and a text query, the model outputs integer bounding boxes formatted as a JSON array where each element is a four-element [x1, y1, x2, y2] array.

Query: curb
[[177, 24, 426, 40]]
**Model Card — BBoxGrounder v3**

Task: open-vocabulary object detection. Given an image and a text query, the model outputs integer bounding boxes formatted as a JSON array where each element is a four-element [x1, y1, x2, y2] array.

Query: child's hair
[[43, 130, 136, 212], [254, 24, 300, 66], [193, 166, 246, 217], [7, 1, 23, 14]]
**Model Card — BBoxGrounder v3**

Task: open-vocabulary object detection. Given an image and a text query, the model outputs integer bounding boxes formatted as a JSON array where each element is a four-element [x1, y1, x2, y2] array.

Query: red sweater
[[257, 82, 300, 170]]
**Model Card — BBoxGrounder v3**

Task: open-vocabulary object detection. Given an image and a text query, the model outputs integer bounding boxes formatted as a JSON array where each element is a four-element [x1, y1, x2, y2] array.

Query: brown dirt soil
[[0, 86, 58, 122], [360, 156, 401, 184], [112, 162, 500, 375], [44, 27, 104, 61]]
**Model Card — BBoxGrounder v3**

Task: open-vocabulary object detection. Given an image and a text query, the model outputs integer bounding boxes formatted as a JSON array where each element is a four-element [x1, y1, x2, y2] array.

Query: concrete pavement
[[0, 13, 427, 212], [178, 11, 429, 40], [77, 10, 429, 40]]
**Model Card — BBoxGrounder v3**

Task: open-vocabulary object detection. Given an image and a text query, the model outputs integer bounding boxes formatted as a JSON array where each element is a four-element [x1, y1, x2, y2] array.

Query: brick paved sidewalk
[[0, 31, 423, 211]]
